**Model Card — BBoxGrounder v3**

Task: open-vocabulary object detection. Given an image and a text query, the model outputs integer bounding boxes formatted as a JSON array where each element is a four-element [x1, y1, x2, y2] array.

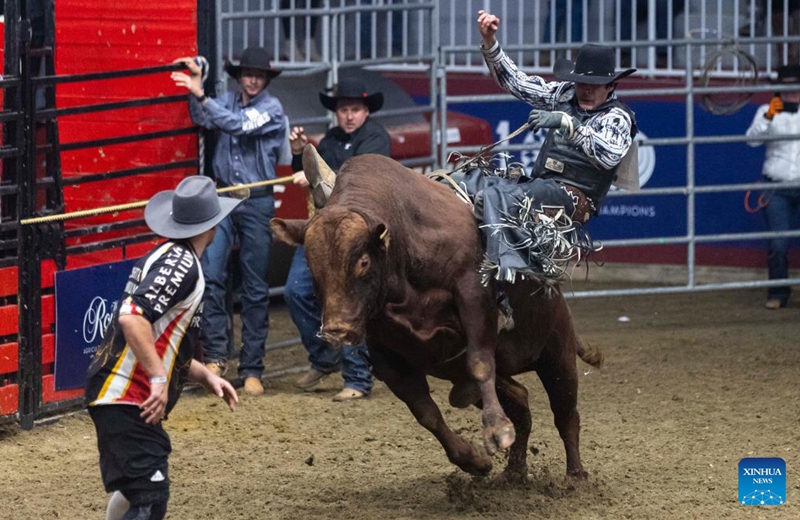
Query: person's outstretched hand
[[289, 126, 309, 155], [203, 372, 239, 412], [528, 109, 564, 132], [477, 10, 500, 48], [171, 57, 204, 98], [766, 96, 784, 120]]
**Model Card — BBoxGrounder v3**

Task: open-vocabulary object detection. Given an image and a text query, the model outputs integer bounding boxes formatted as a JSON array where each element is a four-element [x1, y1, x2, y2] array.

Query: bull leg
[[494, 377, 532, 483], [453, 275, 515, 454], [536, 357, 588, 479], [370, 349, 493, 476]]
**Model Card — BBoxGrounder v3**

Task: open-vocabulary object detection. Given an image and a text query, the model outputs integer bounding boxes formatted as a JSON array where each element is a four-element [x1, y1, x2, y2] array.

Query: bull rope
[[426, 120, 533, 205], [447, 120, 533, 174], [19, 176, 295, 226]]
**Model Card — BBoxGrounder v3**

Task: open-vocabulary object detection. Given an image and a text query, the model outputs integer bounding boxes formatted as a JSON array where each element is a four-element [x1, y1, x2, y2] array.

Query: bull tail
[[576, 338, 604, 369]]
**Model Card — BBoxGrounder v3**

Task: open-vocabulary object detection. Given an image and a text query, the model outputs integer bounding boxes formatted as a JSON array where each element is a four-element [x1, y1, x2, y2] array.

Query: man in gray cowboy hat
[[474, 9, 638, 288], [172, 47, 288, 395], [283, 78, 391, 401], [85, 176, 240, 520]]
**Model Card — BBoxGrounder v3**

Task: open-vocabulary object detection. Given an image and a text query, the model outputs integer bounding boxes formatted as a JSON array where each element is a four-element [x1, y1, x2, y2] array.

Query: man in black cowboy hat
[[745, 64, 800, 310], [172, 47, 288, 396], [283, 78, 390, 401], [289, 78, 391, 205], [86, 176, 240, 520], [474, 9, 638, 287]]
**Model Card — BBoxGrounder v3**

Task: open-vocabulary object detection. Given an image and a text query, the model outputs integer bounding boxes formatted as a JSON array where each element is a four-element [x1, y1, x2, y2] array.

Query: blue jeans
[[201, 196, 274, 378], [763, 181, 800, 304], [284, 247, 373, 394]]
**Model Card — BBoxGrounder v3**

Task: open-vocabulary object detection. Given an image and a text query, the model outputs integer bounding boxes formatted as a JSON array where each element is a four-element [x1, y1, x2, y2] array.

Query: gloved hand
[[765, 96, 784, 120], [528, 109, 566, 132]]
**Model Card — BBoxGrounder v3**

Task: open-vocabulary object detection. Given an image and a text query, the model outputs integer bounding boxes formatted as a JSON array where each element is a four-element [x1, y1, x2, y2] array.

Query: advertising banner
[[54, 259, 137, 391]]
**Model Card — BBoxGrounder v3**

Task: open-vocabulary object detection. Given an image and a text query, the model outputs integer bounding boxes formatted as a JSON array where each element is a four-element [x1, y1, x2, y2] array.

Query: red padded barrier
[[0, 384, 18, 416], [0, 342, 17, 375]]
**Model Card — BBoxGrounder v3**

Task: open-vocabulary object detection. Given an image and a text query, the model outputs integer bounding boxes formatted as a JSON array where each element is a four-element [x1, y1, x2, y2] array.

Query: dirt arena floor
[[1, 281, 799, 519]]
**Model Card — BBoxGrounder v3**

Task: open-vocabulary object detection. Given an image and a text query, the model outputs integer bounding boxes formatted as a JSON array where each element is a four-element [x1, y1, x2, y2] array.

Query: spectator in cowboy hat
[[282, 77, 391, 401], [86, 175, 240, 520], [171, 47, 288, 396]]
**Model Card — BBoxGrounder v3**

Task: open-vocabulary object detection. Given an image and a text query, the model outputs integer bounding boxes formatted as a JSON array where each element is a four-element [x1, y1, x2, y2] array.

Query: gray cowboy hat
[[145, 176, 242, 239], [319, 78, 384, 113], [553, 44, 636, 85], [224, 47, 282, 80]]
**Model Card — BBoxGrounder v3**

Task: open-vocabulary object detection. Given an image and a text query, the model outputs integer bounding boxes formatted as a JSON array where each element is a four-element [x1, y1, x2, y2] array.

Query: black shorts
[[88, 405, 171, 505]]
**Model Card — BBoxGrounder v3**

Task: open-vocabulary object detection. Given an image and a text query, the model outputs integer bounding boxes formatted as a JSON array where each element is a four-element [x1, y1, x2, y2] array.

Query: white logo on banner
[[83, 296, 117, 343]]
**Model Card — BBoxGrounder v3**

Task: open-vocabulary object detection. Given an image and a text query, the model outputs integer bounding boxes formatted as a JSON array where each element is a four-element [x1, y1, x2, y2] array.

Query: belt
[[218, 183, 274, 199]]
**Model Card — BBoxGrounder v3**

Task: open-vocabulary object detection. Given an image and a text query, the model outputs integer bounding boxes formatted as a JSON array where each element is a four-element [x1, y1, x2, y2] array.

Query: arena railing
[[216, 0, 440, 170]]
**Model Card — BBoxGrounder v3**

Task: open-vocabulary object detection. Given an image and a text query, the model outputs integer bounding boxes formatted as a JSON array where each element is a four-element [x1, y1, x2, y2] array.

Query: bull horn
[[303, 145, 337, 207]]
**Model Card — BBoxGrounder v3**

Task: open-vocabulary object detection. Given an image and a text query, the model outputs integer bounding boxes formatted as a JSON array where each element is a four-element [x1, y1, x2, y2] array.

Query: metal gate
[[0, 1, 201, 429]]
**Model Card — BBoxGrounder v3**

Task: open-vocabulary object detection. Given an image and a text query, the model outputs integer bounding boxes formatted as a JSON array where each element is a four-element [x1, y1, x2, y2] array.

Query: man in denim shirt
[[172, 47, 287, 395]]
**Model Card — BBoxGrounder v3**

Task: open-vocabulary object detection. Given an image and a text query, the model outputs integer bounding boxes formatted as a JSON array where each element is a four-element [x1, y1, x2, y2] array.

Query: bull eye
[[356, 253, 370, 274]]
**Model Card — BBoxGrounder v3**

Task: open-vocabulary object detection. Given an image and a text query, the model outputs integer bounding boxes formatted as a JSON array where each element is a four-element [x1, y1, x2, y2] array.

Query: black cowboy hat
[[145, 176, 241, 239], [774, 64, 800, 83], [553, 44, 636, 85], [319, 78, 384, 113], [224, 47, 282, 80]]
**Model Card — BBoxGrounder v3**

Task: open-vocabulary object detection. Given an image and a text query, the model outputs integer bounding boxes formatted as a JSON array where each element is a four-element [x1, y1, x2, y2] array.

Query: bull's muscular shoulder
[[337, 154, 482, 278]]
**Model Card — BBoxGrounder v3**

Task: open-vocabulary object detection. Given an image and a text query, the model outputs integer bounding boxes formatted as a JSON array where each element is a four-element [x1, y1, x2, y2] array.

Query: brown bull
[[271, 147, 602, 480]]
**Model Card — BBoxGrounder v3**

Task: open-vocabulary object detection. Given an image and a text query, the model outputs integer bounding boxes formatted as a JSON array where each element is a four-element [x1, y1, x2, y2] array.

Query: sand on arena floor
[[1, 283, 798, 519]]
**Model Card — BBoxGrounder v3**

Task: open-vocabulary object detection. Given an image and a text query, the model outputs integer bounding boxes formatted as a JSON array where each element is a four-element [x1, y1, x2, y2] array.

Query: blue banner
[[54, 259, 137, 391]]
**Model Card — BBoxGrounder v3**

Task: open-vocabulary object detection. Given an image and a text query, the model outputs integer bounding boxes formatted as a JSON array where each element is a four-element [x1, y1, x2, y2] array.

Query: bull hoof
[[482, 419, 516, 455], [567, 468, 589, 480], [493, 466, 528, 485], [451, 442, 493, 476], [461, 453, 494, 477]]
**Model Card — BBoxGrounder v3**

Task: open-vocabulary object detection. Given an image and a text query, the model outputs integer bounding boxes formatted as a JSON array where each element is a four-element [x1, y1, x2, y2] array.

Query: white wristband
[[149, 376, 168, 384]]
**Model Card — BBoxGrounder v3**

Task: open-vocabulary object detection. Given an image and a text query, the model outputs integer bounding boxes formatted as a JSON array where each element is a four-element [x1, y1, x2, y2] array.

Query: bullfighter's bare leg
[[536, 357, 588, 479], [370, 349, 493, 476], [454, 274, 515, 454], [494, 376, 532, 483]]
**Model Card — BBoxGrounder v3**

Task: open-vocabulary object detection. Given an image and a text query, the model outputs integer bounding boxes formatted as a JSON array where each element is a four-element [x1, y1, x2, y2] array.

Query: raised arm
[[477, 11, 563, 110]]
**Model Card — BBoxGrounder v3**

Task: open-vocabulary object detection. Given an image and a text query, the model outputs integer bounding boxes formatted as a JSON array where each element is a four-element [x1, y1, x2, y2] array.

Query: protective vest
[[533, 97, 637, 205]]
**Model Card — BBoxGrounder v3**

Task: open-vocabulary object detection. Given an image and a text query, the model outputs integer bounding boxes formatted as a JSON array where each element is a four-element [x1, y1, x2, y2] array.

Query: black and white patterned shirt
[[481, 41, 633, 171]]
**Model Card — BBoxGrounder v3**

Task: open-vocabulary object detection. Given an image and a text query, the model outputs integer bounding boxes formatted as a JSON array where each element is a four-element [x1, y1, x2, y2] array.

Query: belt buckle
[[228, 183, 251, 200]]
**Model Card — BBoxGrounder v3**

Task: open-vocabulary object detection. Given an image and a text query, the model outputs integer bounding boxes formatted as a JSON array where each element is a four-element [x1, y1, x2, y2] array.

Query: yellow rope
[[20, 176, 295, 226], [306, 190, 316, 218]]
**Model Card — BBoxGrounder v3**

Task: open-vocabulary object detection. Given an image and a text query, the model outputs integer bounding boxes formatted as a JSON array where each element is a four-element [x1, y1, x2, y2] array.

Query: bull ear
[[371, 223, 390, 251], [270, 218, 307, 246]]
